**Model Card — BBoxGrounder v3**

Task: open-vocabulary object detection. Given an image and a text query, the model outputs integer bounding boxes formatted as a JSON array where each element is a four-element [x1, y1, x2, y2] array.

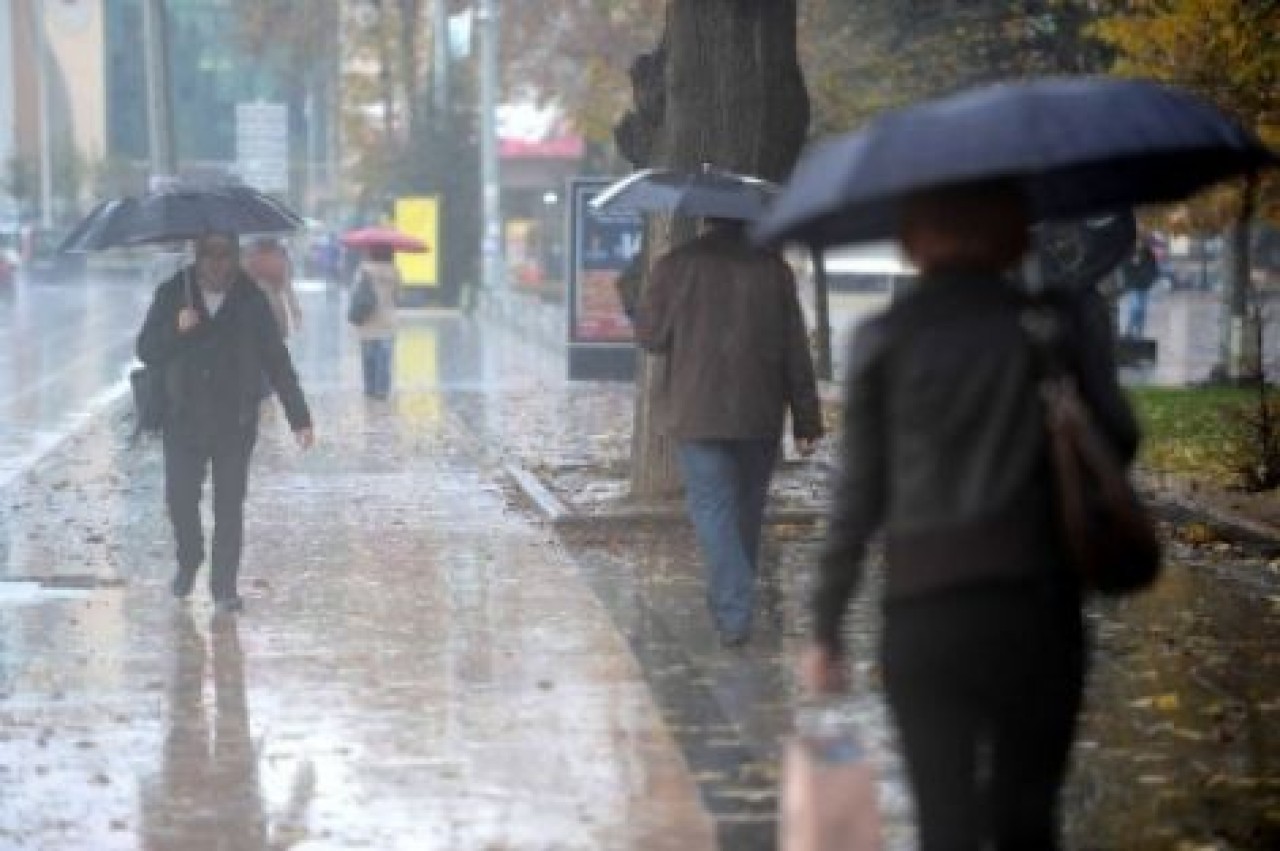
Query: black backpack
[[347, 272, 376, 325]]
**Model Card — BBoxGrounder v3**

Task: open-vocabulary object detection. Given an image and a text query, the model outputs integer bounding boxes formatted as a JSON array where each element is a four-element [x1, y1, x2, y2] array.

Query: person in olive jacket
[[800, 183, 1138, 850], [636, 218, 823, 647], [137, 234, 315, 614]]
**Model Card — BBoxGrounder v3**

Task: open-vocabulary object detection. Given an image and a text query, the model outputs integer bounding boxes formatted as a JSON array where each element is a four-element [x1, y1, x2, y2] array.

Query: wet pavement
[[0, 278, 1277, 849]]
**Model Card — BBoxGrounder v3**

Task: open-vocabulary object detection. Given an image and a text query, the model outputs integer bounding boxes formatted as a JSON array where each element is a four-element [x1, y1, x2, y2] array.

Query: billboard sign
[[393, 196, 440, 289], [567, 178, 642, 344], [235, 102, 289, 192]]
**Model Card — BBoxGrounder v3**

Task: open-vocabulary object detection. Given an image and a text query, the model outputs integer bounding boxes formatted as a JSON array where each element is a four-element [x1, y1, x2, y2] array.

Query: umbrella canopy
[[754, 77, 1277, 248], [591, 166, 780, 221], [340, 226, 427, 253], [59, 186, 302, 252], [56, 197, 142, 253]]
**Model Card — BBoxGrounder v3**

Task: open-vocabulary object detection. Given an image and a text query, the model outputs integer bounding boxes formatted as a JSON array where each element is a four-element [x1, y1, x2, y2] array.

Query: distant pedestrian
[[800, 181, 1139, 850], [636, 218, 823, 647], [137, 234, 315, 614], [243, 237, 303, 340], [1120, 238, 1159, 339], [354, 246, 402, 399]]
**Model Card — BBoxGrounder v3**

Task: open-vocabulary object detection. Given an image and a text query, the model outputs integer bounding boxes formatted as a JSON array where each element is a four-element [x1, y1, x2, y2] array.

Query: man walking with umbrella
[[138, 234, 315, 613], [635, 216, 823, 647]]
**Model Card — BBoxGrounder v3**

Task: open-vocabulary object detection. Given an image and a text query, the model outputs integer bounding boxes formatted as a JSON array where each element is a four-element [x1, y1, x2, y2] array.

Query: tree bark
[[397, 0, 423, 145], [1223, 178, 1260, 383], [625, 0, 810, 499]]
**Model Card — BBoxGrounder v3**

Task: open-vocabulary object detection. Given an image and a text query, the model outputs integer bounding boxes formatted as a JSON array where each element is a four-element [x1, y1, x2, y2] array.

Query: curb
[[505, 462, 826, 527], [505, 464, 571, 523], [1139, 472, 1280, 546]]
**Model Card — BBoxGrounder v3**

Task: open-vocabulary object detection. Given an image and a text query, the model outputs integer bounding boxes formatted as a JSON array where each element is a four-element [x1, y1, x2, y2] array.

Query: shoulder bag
[[1023, 300, 1162, 594]]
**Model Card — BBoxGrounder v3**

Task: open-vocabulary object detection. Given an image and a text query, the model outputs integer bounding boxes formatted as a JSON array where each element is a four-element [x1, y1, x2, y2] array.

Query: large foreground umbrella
[[754, 77, 1277, 248], [592, 165, 780, 221], [60, 185, 302, 252], [341, 226, 427, 253]]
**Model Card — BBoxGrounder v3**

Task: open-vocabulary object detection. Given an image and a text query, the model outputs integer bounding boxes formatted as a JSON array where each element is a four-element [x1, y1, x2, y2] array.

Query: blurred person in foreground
[[353, 245, 402, 400], [138, 234, 315, 614], [636, 218, 823, 647], [800, 182, 1138, 849]]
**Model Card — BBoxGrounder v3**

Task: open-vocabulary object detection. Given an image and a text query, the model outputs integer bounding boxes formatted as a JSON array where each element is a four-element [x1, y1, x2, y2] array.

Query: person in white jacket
[[354, 246, 402, 399]]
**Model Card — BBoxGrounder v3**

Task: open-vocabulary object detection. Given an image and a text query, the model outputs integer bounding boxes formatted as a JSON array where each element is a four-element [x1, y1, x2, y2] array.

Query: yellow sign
[[393, 196, 440, 288]]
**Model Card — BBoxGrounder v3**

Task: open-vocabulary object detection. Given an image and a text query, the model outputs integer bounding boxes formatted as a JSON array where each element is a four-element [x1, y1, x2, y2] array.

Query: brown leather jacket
[[635, 226, 823, 442]]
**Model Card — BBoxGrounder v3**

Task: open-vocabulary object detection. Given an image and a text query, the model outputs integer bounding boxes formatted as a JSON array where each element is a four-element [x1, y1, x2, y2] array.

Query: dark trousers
[[163, 420, 259, 601], [360, 338, 394, 398], [880, 583, 1086, 851]]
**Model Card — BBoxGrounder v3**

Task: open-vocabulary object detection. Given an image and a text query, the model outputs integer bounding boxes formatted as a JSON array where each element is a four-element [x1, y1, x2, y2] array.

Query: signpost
[[235, 102, 289, 193], [566, 178, 643, 380]]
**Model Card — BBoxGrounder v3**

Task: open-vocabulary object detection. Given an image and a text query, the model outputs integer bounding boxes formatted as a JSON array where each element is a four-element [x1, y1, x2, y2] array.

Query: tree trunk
[[1223, 178, 1260, 383], [625, 0, 810, 499], [397, 0, 423, 145], [371, 0, 397, 146]]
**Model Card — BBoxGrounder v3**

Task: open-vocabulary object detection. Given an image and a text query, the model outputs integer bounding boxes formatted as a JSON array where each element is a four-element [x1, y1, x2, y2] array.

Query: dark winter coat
[[635, 227, 823, 442], [811, 274, 1138, 650], [136, 267, 312, 441]]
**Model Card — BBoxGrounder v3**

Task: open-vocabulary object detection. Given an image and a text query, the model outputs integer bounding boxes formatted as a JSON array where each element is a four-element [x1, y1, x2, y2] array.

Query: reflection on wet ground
[[0, 286, 1276, 848]]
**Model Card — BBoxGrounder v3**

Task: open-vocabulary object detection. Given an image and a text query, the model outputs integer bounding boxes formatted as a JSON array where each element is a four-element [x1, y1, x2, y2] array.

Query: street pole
[[32, 0, 53, 228], [142, 0, 176, 183], [477, 0, 502, 298], [431, 0, 448, 118], [330, 0, 342, 215], [305, 85, 317, 213]]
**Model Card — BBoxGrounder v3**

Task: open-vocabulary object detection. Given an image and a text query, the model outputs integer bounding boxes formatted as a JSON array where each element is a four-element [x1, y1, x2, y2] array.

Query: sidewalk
[[0, 302, 715, 850]]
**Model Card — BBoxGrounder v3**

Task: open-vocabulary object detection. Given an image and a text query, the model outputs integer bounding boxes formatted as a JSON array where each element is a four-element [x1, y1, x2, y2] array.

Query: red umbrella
[[340, 226, 428, 253]]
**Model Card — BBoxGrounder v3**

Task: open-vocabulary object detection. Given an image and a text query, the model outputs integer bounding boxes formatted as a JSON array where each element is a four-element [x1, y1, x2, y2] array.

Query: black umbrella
[[591, 165, 779, 221], [56, 197, 143, 254], [754, 77, 1277, 248], [59, 185, 302, 252]]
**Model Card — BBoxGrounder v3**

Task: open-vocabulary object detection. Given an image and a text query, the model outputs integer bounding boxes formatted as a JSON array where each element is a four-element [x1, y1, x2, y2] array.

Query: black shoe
[[171, 568, 196, 600], [214, 596, 245, 615], [719, 630, 750, 648]]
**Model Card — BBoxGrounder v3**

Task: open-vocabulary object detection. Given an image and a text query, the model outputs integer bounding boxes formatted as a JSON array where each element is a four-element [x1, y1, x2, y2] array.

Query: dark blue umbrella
[[591, 165, 779, 221], [56, 197, 143, 253], [59, 185, 302, 252], [754, 77, 1277, 248]]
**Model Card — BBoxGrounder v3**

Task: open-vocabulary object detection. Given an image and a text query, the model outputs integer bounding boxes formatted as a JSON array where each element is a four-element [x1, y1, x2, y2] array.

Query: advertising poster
[[568, 179, 643, 344], [393, 196, 440, 289]]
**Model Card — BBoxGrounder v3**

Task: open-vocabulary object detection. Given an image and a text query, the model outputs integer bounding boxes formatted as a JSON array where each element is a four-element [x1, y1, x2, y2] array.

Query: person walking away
[[800, 182, 1139, 850], [636, 218, 823, 647], [1120, 238, 1159, 339], [355, 246, 402, 399], [243, 237, 303, 340], [137, 234, 315, 614]]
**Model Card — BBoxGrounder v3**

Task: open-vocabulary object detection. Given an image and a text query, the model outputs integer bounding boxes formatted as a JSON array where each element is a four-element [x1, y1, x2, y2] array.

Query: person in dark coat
[[799, 182, 1139, 850], [137, 234, 315, 614], [636, 219, 823, 646]]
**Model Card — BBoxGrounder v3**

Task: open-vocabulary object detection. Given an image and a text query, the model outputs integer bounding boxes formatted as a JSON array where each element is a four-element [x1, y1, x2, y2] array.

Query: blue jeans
[[677, 439, 779, 637], [361, 338, 394, 398], [1124, 288, 1149, 338]]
